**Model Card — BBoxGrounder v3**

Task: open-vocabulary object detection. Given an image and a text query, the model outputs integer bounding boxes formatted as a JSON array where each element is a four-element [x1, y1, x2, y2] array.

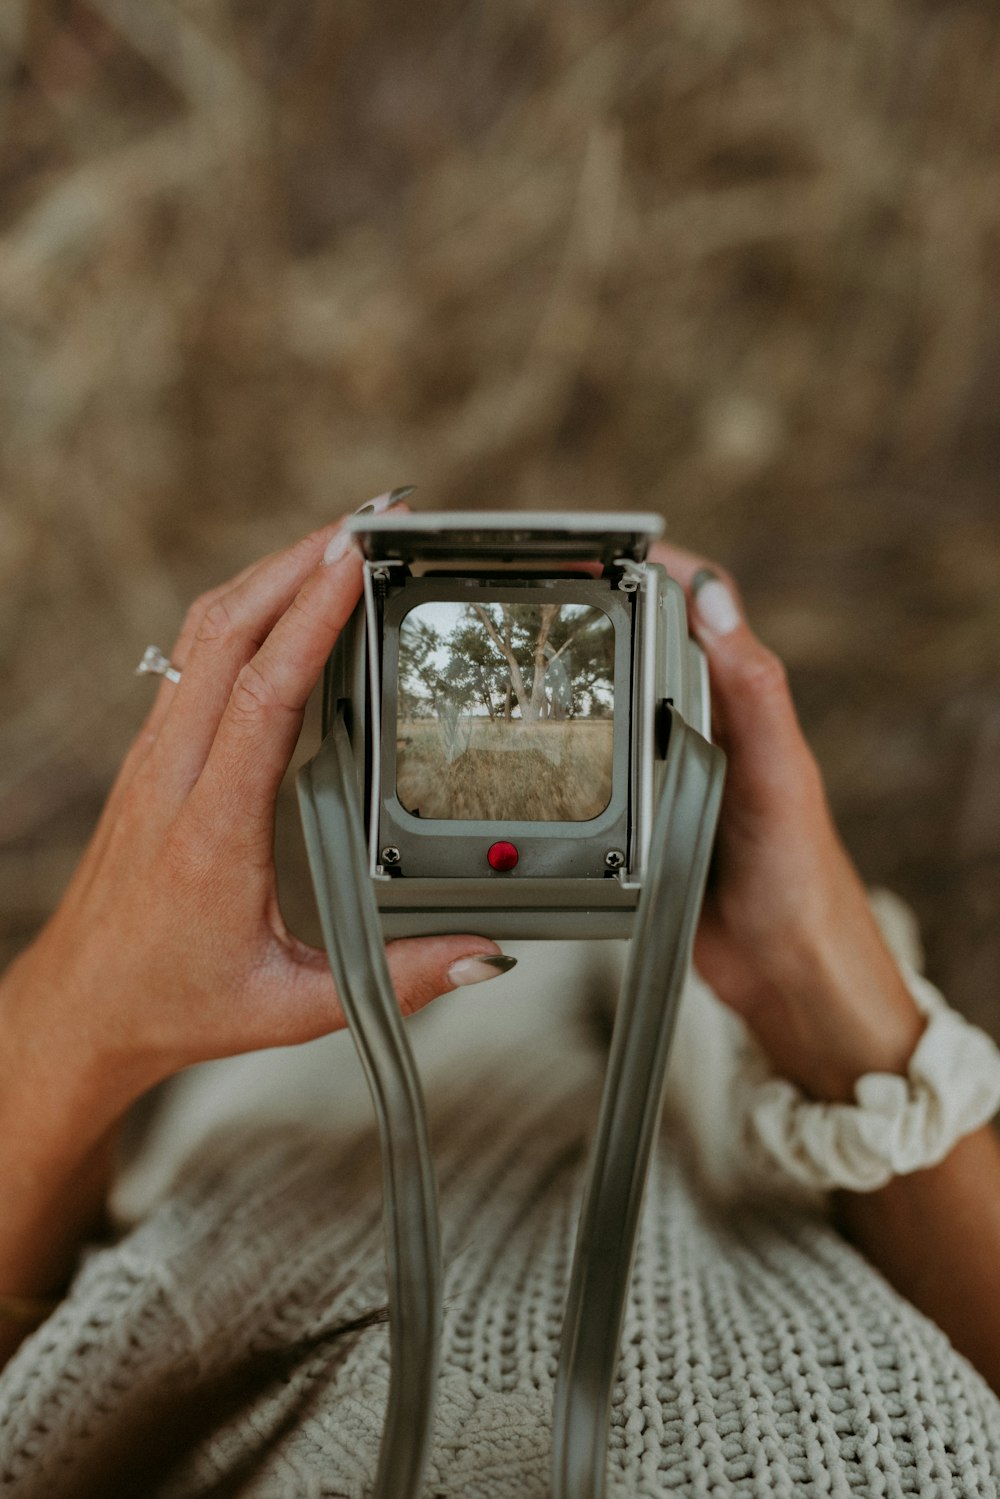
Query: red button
[[487, 840, 519, 872]]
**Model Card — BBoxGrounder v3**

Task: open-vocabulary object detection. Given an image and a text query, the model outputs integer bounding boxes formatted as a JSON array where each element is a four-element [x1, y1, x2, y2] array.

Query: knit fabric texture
[[1, 919, 999, 1498], [2, 1021, 999, 1497]]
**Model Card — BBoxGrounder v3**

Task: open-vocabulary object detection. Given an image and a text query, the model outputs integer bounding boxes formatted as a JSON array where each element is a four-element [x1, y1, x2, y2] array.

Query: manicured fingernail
[[354, 485, 416, 516], [447, 953, 518, 987], [322, 488, 416, 565], [692, 569, 741, 636]]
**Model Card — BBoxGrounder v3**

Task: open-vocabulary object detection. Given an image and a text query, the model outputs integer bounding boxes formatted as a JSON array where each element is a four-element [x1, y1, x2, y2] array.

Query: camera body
[[322, 511, 711, 940], [299, 510, 725, 1498]]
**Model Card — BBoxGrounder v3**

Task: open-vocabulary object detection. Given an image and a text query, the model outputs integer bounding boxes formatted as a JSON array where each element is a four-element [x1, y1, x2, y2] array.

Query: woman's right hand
[[651, 541, 925, 1103], [653, 544, 1000, 1395]]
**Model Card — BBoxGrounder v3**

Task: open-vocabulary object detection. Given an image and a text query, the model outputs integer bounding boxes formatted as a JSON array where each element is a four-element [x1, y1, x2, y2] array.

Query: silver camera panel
[[350, 509, 664, 567]]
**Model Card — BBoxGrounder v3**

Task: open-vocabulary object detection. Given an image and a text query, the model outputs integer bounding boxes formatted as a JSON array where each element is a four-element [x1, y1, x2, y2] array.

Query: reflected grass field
[[396, 719, 613, 822]]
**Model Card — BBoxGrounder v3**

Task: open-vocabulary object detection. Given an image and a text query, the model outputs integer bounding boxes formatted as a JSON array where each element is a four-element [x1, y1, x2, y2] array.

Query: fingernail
[[691, 569, 741, 636], [354, 485, 416, 516], [322, 488, 416, 565], [447, 953, 518, 987]]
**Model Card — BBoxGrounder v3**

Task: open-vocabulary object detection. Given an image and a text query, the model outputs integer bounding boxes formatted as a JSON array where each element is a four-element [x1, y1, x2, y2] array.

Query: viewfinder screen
[[396, 601, 615, 822]]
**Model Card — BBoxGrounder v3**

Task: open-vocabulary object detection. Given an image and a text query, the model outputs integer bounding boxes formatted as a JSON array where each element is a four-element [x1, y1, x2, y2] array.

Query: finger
[[71, 553, 285, 900], [143, 561, 262, 738], [187, 541, 368, 840], [649, 540, 747, 609], [79, 500, 401, 887], [148, 492, 409, 807], [650, 542, 818, 814], [85, 535, 340, 877], [242, 937, 517, 1050], [146, 526, 345, 803]]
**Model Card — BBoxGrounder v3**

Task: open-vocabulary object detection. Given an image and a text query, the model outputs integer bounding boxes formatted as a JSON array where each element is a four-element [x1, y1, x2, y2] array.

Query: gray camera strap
[[298, 706, 724, 1499], [551, 708, 723, 1498], [299, 715, 443, 1498]]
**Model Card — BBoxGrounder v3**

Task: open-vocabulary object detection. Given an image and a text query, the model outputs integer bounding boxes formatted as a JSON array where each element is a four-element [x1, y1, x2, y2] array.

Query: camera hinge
[[368, 558, 407, 594], [610, 558, 644, 593]]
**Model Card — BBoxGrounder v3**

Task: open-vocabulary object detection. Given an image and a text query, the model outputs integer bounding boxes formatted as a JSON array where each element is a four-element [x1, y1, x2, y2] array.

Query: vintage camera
[[316, 510, 712, 939], [298, 511, 724, 1499]]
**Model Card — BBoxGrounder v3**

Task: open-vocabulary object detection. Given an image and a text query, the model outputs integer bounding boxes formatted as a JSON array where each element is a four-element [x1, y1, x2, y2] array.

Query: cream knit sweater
[[1, 918, 998, 1498]]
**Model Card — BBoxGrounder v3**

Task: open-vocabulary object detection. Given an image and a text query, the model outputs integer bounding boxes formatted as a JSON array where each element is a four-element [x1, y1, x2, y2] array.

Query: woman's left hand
[[1, 508, 507, 1146]]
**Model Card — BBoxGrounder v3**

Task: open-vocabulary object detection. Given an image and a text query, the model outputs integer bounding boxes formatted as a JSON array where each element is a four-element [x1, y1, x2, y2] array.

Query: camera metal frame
[[320, 510, 711, 938], [298, 511, 725, 1499]]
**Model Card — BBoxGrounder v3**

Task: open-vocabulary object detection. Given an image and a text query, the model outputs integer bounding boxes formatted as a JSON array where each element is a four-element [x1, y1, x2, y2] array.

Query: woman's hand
[[655, 542, 1000, 1394], [651, 541, 925, 1102], [1, 501, 509, 1176]]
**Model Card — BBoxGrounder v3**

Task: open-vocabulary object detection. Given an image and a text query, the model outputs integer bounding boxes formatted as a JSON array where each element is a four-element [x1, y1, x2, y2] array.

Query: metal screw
[[604, 849, 625, 870], [381, 846, 401, 866]]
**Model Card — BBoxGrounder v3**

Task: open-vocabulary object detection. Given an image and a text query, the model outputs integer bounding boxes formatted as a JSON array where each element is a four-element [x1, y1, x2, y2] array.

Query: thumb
[[247, 935, 517, 1051], [281, 934, 517, 1037], [385, 937, 517, 1017]]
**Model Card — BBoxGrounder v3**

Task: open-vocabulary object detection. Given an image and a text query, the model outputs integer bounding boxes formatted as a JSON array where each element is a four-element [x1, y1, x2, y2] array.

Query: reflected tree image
[[396, 603, 615, 821]]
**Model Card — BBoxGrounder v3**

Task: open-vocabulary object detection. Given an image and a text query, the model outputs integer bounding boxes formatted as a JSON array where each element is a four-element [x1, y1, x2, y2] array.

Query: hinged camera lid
[[348, 510, 664, 566]]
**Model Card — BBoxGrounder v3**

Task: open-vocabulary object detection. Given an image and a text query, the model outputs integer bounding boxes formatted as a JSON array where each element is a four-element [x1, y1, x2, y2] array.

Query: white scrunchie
[[736, 965, 1000, 1193]]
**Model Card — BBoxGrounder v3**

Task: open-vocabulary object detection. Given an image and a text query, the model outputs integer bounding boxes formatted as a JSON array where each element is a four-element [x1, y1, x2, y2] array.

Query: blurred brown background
[[1, 0, 998, 1034]]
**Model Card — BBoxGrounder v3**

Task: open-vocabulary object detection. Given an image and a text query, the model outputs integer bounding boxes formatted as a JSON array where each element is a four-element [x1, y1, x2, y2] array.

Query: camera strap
[[551, 708, 724, 1498], [299, 714, 443, 1499], [298, 706, 724, 1499]]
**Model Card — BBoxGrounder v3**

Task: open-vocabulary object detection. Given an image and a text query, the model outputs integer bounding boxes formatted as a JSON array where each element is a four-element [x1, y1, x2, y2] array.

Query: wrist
[[0, 946, 139, 1165], [0, 951, 128, 1301], [737, 990, 1000, 1197], [736, 914, 926, 1103]]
